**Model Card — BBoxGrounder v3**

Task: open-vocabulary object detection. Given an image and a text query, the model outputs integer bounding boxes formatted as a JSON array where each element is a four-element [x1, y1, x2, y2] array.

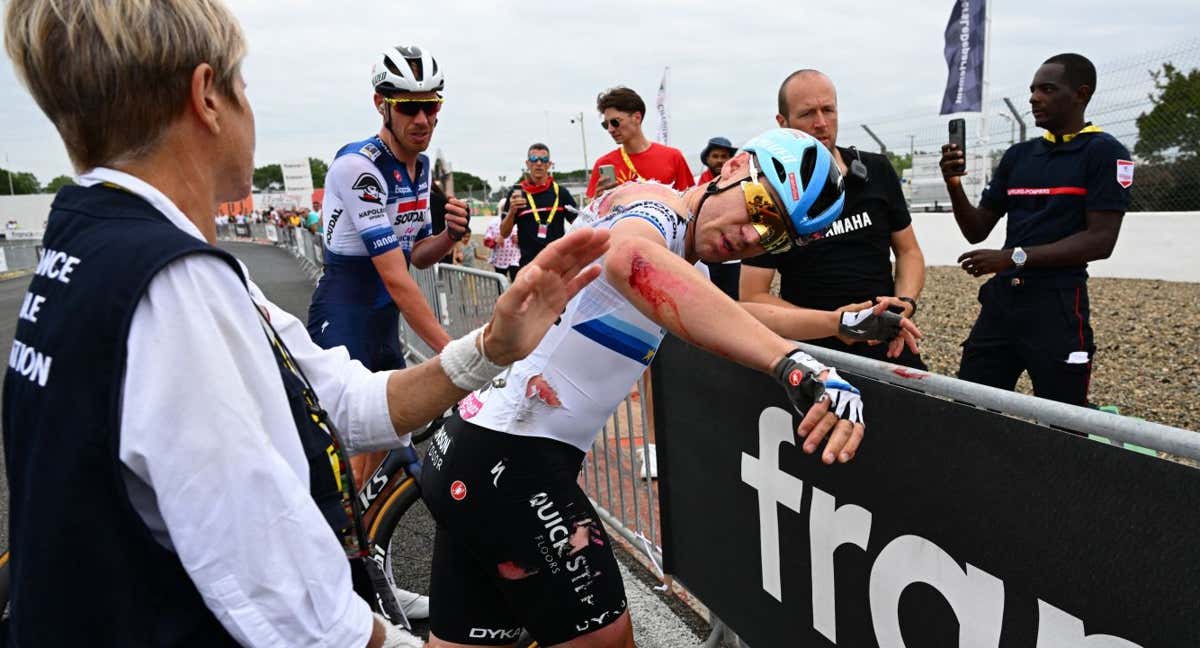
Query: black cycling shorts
[[419, 414, 627, 646]]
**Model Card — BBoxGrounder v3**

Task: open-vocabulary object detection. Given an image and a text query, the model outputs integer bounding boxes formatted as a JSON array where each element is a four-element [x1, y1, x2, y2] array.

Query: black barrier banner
[[651, 336, 1198, 647], [234, 223, 251, 238]]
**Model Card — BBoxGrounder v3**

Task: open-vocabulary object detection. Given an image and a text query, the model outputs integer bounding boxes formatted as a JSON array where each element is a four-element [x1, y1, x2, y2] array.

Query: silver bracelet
[[440, 324, 508, 391]]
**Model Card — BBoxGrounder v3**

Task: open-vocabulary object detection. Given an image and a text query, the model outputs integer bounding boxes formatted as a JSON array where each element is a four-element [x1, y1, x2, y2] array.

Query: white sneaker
[[392, 586, 430, 620], [375, 613, 424, 648]]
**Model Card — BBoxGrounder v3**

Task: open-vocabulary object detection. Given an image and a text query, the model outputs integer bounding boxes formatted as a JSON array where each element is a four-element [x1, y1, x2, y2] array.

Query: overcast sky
[[2, 0, 1198, 189]]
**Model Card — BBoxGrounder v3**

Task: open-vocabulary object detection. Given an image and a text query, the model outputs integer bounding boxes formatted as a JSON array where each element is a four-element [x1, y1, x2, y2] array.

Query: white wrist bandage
[[440, 325, 507, 391]]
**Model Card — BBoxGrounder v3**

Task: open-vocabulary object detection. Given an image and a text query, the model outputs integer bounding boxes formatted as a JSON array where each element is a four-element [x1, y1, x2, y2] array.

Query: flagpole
[[981, 0, 993, 149]]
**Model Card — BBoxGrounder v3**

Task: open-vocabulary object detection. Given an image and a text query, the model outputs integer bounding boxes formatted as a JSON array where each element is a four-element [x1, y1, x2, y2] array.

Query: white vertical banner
[[281, 159, 314, 208], [656, 66, 670, 145]]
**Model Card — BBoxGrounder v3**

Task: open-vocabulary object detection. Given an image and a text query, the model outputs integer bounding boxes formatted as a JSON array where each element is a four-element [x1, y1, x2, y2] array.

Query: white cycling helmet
[[371, 45, 444, 94]]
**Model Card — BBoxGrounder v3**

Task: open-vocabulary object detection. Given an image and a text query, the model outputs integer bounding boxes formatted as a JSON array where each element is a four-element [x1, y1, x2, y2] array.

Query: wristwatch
[[1011, 247, 1027, 270]]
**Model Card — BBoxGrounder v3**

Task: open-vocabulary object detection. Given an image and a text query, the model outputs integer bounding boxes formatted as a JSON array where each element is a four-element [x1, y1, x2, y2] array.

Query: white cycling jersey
[[316, 135, 431, 307], [460, 196, 688, 452]]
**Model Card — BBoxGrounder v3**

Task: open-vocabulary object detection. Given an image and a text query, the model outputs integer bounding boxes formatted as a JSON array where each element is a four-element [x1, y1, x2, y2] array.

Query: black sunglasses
[[601, 117, 621, 130]]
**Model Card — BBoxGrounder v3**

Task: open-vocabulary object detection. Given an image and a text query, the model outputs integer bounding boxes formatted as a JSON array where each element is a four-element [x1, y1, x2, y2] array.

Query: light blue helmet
[[739, 128, 845, 245]]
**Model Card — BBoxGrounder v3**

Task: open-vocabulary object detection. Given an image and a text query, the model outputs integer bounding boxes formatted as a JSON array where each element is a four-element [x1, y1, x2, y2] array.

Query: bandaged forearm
[[439, 325, 508, 391]]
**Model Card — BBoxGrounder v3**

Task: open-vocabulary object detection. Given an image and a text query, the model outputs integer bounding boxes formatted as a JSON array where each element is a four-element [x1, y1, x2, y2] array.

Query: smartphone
[[599, 164, 616, 182], [948, 118, 966, 174]]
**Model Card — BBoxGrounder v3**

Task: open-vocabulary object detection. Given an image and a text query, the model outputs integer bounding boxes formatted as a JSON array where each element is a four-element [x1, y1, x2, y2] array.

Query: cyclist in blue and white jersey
[[420, 129, 922, 647], [307, 44, 469, 622]]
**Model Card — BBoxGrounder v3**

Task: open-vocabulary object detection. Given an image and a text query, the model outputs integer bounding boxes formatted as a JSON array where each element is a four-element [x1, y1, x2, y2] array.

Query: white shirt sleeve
[[245, 276, 405, 451], [119, 255, 375, 648]]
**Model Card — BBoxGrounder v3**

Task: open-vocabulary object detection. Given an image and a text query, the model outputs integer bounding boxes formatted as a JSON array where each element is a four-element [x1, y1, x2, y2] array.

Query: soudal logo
[[353, 173, 384, 204], [372, 234, 398, 250]]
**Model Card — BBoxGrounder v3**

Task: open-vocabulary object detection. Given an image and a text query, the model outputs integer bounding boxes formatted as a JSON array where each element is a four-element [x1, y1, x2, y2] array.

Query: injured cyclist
[[419, 128, 921, 648]]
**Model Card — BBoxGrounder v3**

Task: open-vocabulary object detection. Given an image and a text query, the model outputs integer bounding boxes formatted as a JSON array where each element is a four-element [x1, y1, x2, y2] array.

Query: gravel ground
[[915, 266, 1200, 431]]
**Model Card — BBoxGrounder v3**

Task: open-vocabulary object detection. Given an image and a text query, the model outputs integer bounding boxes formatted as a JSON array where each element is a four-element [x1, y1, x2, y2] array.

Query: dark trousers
[[957, 276, 1094, 406], [704, 261, 741, 301]]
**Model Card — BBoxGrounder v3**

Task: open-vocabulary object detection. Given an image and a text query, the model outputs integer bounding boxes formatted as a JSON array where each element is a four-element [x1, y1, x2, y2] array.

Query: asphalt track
[[0, 241, 705, 645]]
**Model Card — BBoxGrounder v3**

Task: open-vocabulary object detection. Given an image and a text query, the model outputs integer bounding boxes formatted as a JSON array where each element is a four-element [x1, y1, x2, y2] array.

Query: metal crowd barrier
[[0, 242, 40, 274]]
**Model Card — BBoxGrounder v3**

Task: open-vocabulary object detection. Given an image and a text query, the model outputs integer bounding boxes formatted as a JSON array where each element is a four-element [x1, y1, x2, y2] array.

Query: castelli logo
[[789, 369, 803, 386], [450, 480, 468, 501]]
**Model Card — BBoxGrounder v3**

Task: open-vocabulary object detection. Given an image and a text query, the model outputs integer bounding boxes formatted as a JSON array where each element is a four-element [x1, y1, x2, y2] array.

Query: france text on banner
[[656, 67, 670, 145], [939, 0, 987, 114]]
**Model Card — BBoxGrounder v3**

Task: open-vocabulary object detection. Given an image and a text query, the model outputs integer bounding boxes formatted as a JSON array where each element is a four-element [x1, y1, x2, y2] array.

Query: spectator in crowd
[[305, 202, 321, 233], [0, 1, 608, 645], [741, 69, 928, 369], [696, 136, 742, 298], [482, 212, 520, 280], [502, 143, 578, 272], [940, 53, 1130, 406], [586, 86, 694, 199], [697, 136, 736, 185]]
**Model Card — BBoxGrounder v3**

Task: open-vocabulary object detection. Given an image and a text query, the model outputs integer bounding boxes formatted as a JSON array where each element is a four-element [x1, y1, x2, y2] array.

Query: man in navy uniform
[[940, 53, 1132, 406]]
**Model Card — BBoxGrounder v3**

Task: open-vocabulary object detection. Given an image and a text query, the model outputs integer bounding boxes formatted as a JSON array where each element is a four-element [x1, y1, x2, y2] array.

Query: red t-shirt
[[696, 168, 716, 185], [586, 142, 694, 198]]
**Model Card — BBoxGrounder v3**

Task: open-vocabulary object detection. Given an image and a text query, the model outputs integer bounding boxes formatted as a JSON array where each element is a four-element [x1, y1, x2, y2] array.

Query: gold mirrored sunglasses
[[741, 162, 793, 254]]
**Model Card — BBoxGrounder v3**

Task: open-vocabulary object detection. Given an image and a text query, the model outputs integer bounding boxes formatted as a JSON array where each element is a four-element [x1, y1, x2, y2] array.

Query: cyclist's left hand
[[444, 197, 470, 241], [482, 228, 609, 365]]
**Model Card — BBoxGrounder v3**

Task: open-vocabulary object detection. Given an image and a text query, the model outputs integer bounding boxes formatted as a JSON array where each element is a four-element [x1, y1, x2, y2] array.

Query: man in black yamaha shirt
[[940, 53, 1131, 406], [501, 142, 578, 271], [742, 69, 928, 369]]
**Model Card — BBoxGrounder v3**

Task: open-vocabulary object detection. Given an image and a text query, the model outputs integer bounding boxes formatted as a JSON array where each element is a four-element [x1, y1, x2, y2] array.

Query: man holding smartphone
[[939, 53, 1132, 407], [501, 143, 578, 271], [741, 69, 928, 369], [586, 86, 694, 199]]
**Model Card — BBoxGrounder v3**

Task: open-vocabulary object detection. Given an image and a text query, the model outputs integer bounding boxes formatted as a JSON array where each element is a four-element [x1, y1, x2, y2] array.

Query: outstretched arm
[[603, 218, 862, 463]]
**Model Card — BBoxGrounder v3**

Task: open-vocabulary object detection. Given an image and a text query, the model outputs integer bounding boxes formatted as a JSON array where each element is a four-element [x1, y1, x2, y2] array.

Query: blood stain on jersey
[[496, 560, 537, 580], [525, 375, 562, 407], [450, 480, 468, 501]]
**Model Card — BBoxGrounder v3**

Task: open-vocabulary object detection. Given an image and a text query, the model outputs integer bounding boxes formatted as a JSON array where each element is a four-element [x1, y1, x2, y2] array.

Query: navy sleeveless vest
[[2, 184, 360, 645]]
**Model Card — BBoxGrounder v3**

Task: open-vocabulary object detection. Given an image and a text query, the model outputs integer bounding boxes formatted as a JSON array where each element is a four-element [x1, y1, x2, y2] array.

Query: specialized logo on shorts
[[353, 173, 385, 204], [1116, 159, 1135, 188], [789, 369, 804, 387], [450, 480, 468, 501], [490, 460, 507, 487], [788, 172, 800, 201]]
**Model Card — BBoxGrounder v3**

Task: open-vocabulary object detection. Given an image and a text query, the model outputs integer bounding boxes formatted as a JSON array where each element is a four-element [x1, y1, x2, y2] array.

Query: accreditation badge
[[537, 224, 549, 239]]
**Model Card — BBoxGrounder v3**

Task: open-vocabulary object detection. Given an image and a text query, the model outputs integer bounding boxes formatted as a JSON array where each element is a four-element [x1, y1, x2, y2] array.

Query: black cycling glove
[[772, 349, 865, 424], [772, 349, 828, 414], [839, 308, 903, 342]]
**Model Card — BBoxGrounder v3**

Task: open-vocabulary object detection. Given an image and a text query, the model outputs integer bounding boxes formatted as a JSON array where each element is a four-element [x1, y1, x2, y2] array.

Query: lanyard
[[256, 306, 369, 560], [524, 182, 561, 226], [619, 146, 641, 180]]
